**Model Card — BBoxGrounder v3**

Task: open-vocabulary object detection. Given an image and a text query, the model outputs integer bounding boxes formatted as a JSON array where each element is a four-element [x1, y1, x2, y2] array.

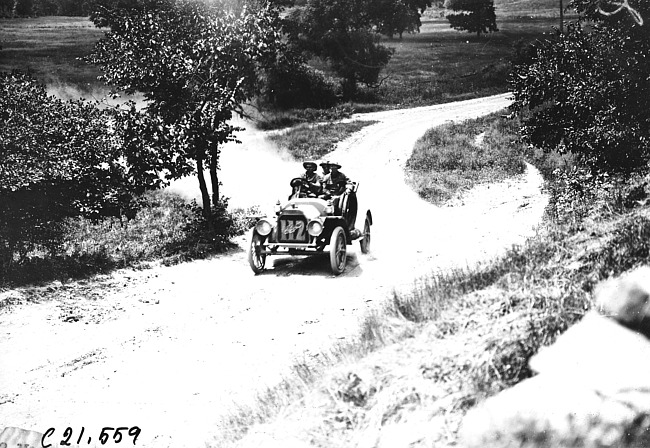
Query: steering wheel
[[290, 177, 308, 188]]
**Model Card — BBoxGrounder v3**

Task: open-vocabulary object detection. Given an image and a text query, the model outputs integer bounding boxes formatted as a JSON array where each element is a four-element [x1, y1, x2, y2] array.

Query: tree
[[287, 0, 393, 98], [509, 0, 650, 173], [0, 0, 13, 16], [13, 0, 33, 15], [86, 0, 284, 224], [369, 0, 432, 39], [0, 72, 160, 269], [444, 0, 498, 37]]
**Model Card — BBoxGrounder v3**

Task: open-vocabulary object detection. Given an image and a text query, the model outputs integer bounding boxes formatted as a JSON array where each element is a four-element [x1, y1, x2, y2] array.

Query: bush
[[510, 9, 650, 173], [0, 72, 160, 277], [261, 63, 338, 110], [0, 191, 245, 286]]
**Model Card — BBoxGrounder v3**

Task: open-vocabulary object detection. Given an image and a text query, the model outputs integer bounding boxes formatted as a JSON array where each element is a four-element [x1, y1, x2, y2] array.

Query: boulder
[[595, 266, 650, 338], [459, 266, 650, 448]]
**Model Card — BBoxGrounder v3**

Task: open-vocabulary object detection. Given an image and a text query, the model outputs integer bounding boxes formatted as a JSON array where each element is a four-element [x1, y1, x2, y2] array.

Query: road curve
[[0, 94, 547, 448]]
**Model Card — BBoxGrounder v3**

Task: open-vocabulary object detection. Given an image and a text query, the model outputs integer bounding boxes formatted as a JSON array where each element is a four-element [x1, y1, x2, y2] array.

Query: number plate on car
[[279, 218, 308, 243]]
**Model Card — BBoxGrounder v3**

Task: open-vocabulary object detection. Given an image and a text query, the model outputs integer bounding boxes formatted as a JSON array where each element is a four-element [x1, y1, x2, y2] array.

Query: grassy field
[[0, 16, 105, 96], [0, 14, 566, 107]]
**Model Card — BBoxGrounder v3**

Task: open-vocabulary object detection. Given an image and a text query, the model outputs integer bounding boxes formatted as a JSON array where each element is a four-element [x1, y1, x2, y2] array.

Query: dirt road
[[0, 94, 547, 448]]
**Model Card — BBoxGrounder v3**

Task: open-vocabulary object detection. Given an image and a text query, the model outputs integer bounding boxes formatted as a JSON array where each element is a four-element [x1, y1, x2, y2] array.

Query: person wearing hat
[[299, 161, 323, 197], [319, 161, 331, 176], [321, 162, 351, 199]]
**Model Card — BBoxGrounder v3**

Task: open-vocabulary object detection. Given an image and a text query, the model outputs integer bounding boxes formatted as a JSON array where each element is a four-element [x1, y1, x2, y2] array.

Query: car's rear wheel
[[360, 216, 371, 254], [248, 230, 266, 275], [329, 226, 347, 275]]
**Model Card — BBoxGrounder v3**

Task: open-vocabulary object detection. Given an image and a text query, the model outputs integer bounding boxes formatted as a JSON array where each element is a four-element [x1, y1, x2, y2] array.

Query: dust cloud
[[166, 115, 302, 215], [45, 81, 301, 214]]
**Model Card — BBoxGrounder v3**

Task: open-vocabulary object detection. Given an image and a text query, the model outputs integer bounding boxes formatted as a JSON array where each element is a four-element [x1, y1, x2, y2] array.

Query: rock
[[529, 312, 650, 393], [595, 266, 650, 337], [459, 375, 650, 448], [459, 266, 650, 448]]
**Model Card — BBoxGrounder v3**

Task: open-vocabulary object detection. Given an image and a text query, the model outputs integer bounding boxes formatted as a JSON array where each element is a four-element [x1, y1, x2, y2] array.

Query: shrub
[[0, 71, 160, 277], [261, 63, 338, 110], [510, 6, 650, 173]]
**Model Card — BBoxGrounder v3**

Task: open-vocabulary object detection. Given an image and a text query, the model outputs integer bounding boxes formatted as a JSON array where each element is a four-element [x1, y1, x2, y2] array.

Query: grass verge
[[212, 117, 650, 447], [0, 190, 258, 287], [267, 120, 376, 161], [405, 111, 529, 204]]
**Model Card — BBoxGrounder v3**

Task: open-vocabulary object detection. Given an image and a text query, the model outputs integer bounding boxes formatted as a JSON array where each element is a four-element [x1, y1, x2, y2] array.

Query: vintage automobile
[[247, 177, 372, 275]]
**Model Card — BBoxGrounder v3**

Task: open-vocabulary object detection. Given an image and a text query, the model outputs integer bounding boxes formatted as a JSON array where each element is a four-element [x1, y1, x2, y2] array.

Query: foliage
[[369, 0, 433, 38], [86, 0, 285, 222], [0, 71, 163, 275], [445, 0, 499, 36], [286, 0, 394, 98], [0, 191, 246, 286], [258, 60, 338, 110], [0, 0, 11, 16], [510, 1, 650, 173]]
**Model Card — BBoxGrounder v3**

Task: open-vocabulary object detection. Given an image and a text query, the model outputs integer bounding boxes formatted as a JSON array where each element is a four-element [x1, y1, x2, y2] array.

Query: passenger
[[319, 161, 331, 176], [299, 161, 323, 197], [320, 162, 352, 203]]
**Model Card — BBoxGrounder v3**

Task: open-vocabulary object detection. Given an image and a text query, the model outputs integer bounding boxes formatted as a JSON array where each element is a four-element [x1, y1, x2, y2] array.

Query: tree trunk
[[196, 154, 211, 220], [209, 143, 219, 209]]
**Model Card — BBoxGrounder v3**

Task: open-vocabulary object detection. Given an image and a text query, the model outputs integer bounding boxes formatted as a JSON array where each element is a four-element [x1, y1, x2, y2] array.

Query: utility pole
[[559, 0, 564, 32]]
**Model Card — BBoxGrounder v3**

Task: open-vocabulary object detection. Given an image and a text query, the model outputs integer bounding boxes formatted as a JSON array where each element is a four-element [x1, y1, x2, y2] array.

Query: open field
[[0, 16, 105, 96], [368, 17, 565, 108], [1, 14, 567, 105]]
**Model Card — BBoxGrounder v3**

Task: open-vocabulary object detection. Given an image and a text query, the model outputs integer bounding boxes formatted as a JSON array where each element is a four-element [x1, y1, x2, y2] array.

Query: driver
[[299, 161, 323, 197]]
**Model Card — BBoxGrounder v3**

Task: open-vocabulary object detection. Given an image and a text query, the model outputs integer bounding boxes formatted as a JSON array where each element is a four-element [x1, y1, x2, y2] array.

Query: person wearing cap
[[299, 161, 323, 197]]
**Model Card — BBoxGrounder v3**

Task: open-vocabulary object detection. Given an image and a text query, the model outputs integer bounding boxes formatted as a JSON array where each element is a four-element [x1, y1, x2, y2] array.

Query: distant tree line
[[0, 0, 95, 17]]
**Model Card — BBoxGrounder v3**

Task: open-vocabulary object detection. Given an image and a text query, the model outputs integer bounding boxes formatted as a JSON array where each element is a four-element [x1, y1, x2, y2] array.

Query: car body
[[247, 178, 372, 275]]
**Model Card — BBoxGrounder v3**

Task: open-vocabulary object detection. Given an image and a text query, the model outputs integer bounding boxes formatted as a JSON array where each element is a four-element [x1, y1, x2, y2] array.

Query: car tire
[[329, 226, 347, 275], [360, 216, 371, 254], [248, 230, 266, 275]]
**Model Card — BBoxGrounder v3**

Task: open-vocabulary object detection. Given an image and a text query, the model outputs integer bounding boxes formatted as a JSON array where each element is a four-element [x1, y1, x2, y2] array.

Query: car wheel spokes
[[336, 233, 346, 269]]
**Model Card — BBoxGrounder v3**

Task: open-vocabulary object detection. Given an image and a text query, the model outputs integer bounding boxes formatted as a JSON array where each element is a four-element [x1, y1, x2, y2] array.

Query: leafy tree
[[0, 72, 161, 271], [287, 0, 393, 98], [444, 0, 498, 37], [510, 1, 650, 173], [86, 0, 284, 223], [13, 0, 34, 15], [0, 0, 13, 16], [370, 0, 432, 39]]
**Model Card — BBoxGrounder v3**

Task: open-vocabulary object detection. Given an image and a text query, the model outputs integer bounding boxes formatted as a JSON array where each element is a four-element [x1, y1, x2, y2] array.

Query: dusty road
[[0, 94, 547, 448]]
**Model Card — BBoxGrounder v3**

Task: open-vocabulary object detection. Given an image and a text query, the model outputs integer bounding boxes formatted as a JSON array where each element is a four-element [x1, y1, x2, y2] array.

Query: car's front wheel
[[329, 226, 347, 275], [248, 230, 266, 275]]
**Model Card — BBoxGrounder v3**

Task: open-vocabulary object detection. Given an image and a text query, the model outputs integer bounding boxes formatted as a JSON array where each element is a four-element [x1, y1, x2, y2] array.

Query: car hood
[[280, 198, 327, 220]]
